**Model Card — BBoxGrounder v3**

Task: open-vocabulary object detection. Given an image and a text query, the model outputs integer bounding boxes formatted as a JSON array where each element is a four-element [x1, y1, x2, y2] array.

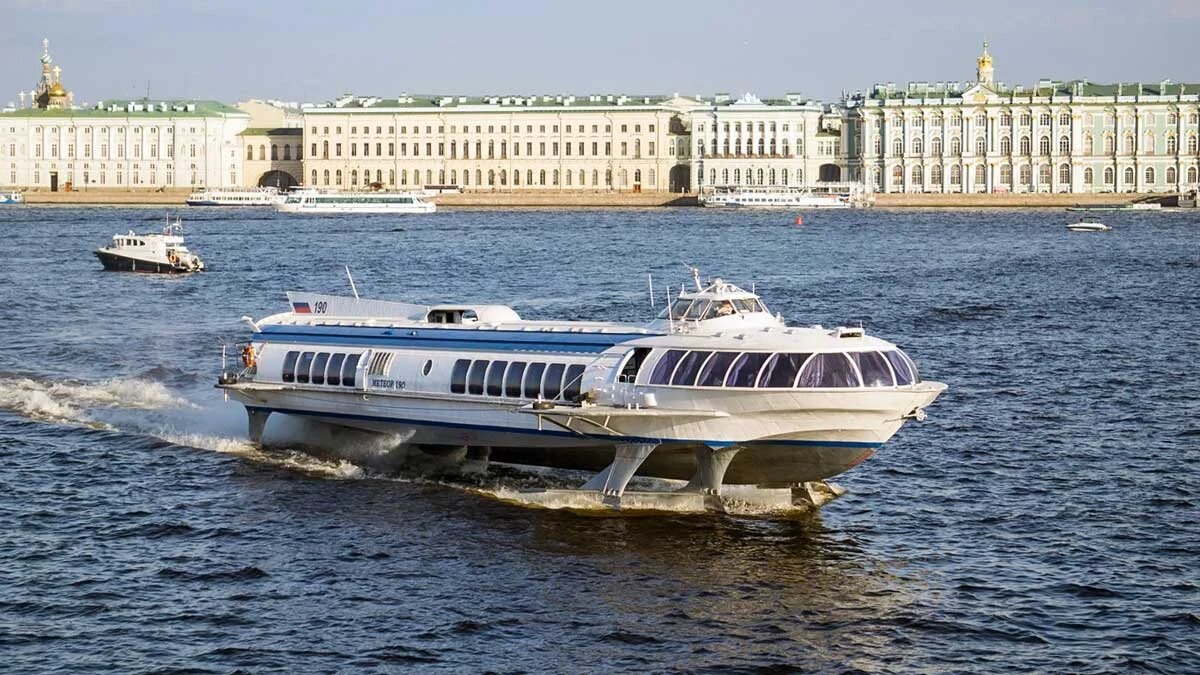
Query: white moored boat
[[1067, 221, 1111, 232], [701, 185, 850, 209], [275, 189, 435, 214], [95, 217, 205, 273], [0, 190, 24, 205], [186, 187, 281, 206], [218, 270, 945, 512]]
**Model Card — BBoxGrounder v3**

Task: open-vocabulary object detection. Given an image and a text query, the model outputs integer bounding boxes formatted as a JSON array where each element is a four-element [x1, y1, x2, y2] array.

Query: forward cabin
[[218, 273, 945, 512]]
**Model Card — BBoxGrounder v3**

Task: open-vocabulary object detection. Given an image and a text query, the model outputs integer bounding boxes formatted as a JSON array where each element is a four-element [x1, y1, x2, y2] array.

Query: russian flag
[[292, 301, 312, 314]]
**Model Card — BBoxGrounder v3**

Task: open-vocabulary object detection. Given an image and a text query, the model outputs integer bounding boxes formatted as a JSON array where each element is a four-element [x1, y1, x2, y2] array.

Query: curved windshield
[[884, 350, 918, 385], [658, 298, 693, 320], [851, 351, 895, 387], [797, 353, 861, 388]]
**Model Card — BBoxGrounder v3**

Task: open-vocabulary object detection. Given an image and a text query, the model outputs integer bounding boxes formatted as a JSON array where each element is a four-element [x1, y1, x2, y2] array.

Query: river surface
[[0, 205, 1197, 673]]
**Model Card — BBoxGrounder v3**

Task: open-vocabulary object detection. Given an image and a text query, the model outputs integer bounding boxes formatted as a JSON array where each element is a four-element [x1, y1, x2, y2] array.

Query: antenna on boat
[[345, 265, 360, 300], [647, 273, 655, 309], [665, 285, 674, 332], [682, 262, 703, 290]]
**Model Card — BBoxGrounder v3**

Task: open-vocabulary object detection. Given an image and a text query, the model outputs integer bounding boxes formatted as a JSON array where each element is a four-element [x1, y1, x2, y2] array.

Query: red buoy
[[795, 215, 804, 226]]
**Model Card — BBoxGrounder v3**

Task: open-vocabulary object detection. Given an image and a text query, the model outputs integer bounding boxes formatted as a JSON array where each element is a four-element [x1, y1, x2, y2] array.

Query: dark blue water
[[1, 206, 1197, 673]]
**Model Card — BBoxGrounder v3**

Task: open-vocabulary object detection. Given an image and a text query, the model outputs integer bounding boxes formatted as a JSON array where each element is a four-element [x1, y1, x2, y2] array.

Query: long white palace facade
[[2, 41, 1198, 195]]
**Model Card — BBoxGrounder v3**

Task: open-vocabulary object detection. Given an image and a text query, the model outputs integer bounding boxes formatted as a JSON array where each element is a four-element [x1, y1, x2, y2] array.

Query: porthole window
[[422, 359, 433, 376]]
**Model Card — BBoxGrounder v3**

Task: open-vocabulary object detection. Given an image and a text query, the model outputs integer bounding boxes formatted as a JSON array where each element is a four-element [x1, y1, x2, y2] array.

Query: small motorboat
[[95, 217, 206, 273], [1067, 221, 1111, 232]]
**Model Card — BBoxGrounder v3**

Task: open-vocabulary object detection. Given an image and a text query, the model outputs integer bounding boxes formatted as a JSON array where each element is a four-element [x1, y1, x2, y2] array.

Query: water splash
[[0, 375, 192, 425]]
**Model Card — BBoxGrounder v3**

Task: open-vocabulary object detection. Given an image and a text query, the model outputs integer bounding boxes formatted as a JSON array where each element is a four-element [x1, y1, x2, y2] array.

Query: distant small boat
[[1067, 221, 1111, 232], [0, 191, 23, 205], [95, 217, 206, 273], [1067, 202, 1160, 212]]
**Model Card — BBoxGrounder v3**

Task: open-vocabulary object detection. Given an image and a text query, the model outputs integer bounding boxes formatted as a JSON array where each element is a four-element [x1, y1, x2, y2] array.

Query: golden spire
[[976, 41, 995, 86]]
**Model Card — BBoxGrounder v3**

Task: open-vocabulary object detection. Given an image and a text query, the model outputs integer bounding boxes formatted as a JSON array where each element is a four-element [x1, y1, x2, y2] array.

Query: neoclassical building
[[688, 93, 853, 190], [1, 39, 249, 191], [847, 44, 1200, 194], [300, 94, 694, 192], [237, 100, 304, 189]]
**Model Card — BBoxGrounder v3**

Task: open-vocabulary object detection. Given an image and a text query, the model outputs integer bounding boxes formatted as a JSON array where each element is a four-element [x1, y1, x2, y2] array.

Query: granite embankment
[[18, 188, 1172, 208]]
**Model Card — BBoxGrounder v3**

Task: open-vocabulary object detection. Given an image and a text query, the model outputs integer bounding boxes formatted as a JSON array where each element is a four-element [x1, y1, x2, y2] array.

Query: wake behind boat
[[217, 269, 945, 512], [275, 189, 436, 214], [95, 217, 205, 273], [1067, 221, 1111, 232]]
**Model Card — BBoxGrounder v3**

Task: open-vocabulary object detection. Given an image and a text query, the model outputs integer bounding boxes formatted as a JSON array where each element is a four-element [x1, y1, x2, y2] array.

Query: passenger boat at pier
[[275, 189, 436, 214], [186, 186, 281, 207], [94, 217, 206, 273], [0, 191, 24, 205], [218, 270, 945, 512], [699, 183, 873, 209]]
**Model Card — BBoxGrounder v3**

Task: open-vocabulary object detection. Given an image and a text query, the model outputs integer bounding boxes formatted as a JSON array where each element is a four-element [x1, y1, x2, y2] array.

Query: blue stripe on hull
[[243, 404, 883, 449], [259, 325, 653, 353]]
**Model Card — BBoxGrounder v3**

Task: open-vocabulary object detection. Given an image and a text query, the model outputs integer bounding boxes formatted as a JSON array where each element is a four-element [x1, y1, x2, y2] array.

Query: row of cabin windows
[[450, 359, 586, 401], [281, 351, 361, 387], [647, 350, 918, 389]]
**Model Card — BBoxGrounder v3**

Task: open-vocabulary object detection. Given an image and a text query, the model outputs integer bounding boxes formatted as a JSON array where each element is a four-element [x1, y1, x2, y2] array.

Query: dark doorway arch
[[669, 164, 690, 192], [818, 164, 841, 182], [258, 170, 298, 189]]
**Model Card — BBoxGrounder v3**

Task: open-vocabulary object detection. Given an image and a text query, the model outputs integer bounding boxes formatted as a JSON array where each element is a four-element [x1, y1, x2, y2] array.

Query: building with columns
[[688, 93, 854, 191], [1, 39, 249, 191], [236, 100, 304, 189], [300, 93, 694, 193], [846, 43, 1200, 194]]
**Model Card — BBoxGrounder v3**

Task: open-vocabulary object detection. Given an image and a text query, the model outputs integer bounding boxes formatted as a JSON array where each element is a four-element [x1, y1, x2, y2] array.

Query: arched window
[[769, 139, 776, 155], [499, 169, 506, 186], [390, 170, 396, 185], [756, 168, 764, 184], [1000, 164, 1012, 185], [891, 165, 903, 184], [619, 169, 627, 187], [283, 145, 292, 160], [1189, 134, 1199, 154], [1188, 166, 1198, 183], [892, 137, 903, 156], [539, 169, 546, 186], [1039, 164, 1052, 184], [951, 137, 962, 155], [335, 169, 342, 185], [448, 170, 455, 185], [477, 169, 484, 186], [462, 170, 469, 187], [1103, 167, 1114, 184], [931, 137, 942, 155], [734, 139, 742, 155], [1104, 134, 1115, 154], [950, 164, 962, 185], [931, 164, 943, 185], [258, 145, 266, 161], [488, 169, 495, 186], [1059, 136, 1071, 154], [1083, 133, 1093, 154], [246, 146, 253, 160], [1124, 167, 1135, 186], [722, 168, 729, 184], [710, 169, 717, 185], [633, 169, 641, 185], [911, 165, 923, 186], [564, 170, 571, 186], [912, 138, 923, 155], [1145, 166, 1155, 184], [527, 169, 533, 185], [782, 139, 790, 155], [975, 136, 987, 155], [873, 138, 882, 155], [323, 169, 330, 186], [322, 140, 329, 159], [310, 169, 317, 185], [1166, 166, 1176, 184], [757, 138, 764, 155], [769, 168, 776, 185], [1020, 136, 1031, 155], [1167, 135, 1177, 154], [872, 167, 882, 188], [596, 169, 602, 186], [1039, 136, 1051, 155], [1123, 133, 1134, 154], [1083, 167, 1093, 185], [1000, 136, 1011, 155], [1144, 132, 1155, 155], [781, 168, 788, 185], [350, 169, 357, 186], [270, 144, 278, 160], [733, 168, 741, 184], [974, 164, 986, 184], [553, 169, 560, 186], [513, 170, 521, 186], [1020, 165, 1031, 185], [578, 169, 584, 186], [796, 169, 803, 184], [1168, 112, 1178, 125]]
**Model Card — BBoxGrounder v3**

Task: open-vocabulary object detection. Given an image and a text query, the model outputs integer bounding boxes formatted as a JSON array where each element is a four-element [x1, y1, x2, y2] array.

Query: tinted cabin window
[[281, 351, 299, 383], [296, 352, 315, 384], [797, 353, 861, 388], [725, 352, 769, 387], [524, 363, 546, 398], [543, 363, 565, 399], [327, 353, 344, 386], [696, 352, 738, 387], [759, 353, 810, 388], [648, 350, 685, 385], [618, 347, 651, 383], [342, 353, 360, 387], [505, 362, 526, 397], [486, 361, 507, 396], [671, 351, 712, 386], [311, 353, 329, 385], [852, 351, 895, 387], [885, 350, 918, 385], [562, 364, 586, 400], [450, 359, 470, 393], [467, 360, 487, 395]]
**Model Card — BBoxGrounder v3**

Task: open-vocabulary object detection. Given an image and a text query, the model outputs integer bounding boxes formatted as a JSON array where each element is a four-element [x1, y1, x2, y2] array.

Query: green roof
[[308, 94, 688, 111], [240, 127, 303, 136], [0, 99, 247, 118], [864, 80, 1200, 101]]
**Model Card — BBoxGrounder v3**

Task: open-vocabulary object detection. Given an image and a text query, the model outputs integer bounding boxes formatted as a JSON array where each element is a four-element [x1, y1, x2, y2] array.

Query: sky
[[2, 0, 1198, 107]]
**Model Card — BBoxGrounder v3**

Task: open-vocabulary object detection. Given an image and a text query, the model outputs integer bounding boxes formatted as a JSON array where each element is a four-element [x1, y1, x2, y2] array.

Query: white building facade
[[847, 44, 1200, 194]]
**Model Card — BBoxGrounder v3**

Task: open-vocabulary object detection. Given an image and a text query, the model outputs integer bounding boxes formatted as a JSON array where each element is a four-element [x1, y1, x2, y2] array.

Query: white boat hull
[[275, 202, 435, 214]]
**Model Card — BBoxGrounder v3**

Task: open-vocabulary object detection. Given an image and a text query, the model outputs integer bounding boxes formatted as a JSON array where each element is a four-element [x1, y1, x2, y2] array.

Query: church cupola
[[976, 42, 995, 87]]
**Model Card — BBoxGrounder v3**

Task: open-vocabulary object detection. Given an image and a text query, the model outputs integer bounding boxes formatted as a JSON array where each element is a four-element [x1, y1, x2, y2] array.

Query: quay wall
[[17, 188, 1173, 209]]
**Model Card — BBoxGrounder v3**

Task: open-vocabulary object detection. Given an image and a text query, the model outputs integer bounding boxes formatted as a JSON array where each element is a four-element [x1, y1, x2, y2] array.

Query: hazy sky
[[3, 0, 1197, 106]]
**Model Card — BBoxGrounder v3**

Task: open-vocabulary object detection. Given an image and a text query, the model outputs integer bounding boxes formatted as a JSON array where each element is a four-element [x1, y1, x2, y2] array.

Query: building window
[[950, 137, 962, 155], [246, 146, 253, 160], [974, 165, 986, 185], [1124, 167, 1135, 186], [1167, 135, 1178, 154], [1039, 164, 1052, 185], [1059, 136, 1071, 154], [930, 164, 943, 184], [1059, 163, 1071, 185], [335, 169, 342, 185], [1083, 167, 1093, 185], [1103, 167, 1114, 184], [1020, 165, 1031, 185], [910, 165, 923, 187], [1103, 134, 1115, 154], [1040, 113, 1052, 126], [271, 145, 278, 160], [892, 138, 902, 156], [975, 137, 987, 155], [1039, 137, 1051, 155], [912, 138, 923, 155], [1145, 166, 1155, 184]]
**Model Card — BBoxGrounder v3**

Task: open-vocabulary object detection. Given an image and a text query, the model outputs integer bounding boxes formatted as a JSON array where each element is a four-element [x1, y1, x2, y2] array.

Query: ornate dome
[[977, 42, 993, 69], [49, 81, 66, 96]]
